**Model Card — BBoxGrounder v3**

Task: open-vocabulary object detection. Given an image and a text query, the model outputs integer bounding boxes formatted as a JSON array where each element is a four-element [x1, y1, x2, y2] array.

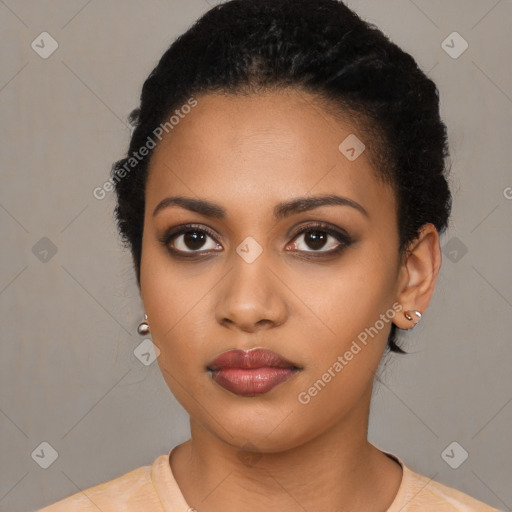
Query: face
[[140, 89, 404, 452]]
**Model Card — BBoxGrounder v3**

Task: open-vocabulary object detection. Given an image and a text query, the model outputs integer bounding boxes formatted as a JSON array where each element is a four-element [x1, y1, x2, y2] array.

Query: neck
[[170, 385, 402, 512]]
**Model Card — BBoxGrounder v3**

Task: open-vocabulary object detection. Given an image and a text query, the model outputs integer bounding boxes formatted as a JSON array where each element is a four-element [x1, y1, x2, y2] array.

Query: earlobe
[[393, 223, 442, 329]]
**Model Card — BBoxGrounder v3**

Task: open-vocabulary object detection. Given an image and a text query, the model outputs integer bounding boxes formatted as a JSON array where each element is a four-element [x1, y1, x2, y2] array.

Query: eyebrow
[[152, 194, 368, 219]]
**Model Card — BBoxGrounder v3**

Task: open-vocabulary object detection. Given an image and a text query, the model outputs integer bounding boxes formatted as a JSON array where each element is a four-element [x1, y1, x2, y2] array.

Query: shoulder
[[37, 457, 165, 512], [391, 461, 501, 511]]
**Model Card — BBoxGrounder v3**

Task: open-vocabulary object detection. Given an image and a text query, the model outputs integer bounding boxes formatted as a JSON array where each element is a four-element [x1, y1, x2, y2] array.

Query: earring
[[404, 310, 422, 328], [137, 314, 150, 336]]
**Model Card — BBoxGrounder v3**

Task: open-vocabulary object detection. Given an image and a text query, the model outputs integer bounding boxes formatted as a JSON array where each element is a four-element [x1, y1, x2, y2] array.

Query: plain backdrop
[[0, 1, 511, 510]]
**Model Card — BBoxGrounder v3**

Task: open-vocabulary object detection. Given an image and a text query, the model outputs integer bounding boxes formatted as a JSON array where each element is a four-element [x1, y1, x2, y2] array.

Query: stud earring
[[403, 310, 422, 328], [137, 314, 150, 336]]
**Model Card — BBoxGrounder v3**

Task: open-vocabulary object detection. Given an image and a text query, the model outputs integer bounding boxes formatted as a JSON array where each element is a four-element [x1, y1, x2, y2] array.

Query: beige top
[[38, 449, 500, 511]]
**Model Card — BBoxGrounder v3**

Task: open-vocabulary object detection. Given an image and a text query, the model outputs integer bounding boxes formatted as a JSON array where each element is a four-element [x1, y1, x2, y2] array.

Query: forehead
[[145, 90, 394, 221]]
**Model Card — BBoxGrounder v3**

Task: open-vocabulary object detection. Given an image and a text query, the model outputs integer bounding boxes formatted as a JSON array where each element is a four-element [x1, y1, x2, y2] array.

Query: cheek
[[303, 240, 398, 342], [140, 246, 199, 368], [140, 239, 210, 337], [293, 240, 399, 395]]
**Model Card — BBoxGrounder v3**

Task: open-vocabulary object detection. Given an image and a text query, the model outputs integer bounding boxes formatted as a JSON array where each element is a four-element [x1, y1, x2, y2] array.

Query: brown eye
[[160, 224, 222, 255], [303, 230, 328, 250], [182, 231, 208, 251], [171, 230, 220, 253], [288, 223, 353, 255]]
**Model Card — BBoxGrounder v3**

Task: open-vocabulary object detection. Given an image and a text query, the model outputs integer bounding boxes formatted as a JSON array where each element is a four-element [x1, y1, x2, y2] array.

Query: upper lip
[[207, 348, 300, 371]]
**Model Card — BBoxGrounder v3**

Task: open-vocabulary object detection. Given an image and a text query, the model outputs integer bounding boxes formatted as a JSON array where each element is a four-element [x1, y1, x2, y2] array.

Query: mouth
[[206, 348, 302, 396]]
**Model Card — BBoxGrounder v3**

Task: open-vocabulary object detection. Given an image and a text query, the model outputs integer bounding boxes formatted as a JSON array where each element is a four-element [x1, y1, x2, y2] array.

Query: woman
[[39, 0, 499, 510]]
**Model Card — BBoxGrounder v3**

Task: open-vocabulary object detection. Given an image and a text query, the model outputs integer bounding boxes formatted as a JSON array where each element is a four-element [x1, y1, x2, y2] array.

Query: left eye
[[170, 229, 221, 253], [288, 227, 347, 253]]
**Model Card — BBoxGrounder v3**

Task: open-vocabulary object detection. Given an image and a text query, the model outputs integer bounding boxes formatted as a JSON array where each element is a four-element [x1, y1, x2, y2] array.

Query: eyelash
[[158, 222, 353, 259]]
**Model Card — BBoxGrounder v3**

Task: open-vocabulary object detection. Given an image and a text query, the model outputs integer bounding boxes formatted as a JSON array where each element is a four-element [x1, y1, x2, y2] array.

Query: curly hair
[[111, 0, 452, 353]]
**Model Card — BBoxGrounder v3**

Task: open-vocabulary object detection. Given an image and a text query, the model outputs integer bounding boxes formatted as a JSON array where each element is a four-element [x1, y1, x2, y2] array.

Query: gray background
[[1, 0, 511, 510]]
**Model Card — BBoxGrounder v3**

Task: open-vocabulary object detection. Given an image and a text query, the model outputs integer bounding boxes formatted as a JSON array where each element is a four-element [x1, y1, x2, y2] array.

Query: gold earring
[[137, 314, 150, 336], [404, 310, 422, 328]]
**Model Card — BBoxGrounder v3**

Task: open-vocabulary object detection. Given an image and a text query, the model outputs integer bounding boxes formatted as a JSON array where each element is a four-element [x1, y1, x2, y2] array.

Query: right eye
[[159, 224, 223, 256]]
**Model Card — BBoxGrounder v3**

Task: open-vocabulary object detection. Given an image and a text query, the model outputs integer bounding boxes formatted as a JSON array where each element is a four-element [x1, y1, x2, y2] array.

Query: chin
[[199, 403, 317, 453]]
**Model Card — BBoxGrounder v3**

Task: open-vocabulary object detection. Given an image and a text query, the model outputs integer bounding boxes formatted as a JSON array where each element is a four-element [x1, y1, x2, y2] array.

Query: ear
[[393, 223, 442, 329]]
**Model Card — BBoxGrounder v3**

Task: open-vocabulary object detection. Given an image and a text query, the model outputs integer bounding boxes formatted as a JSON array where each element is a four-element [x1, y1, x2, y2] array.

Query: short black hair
[[111, 0, 452, 353]]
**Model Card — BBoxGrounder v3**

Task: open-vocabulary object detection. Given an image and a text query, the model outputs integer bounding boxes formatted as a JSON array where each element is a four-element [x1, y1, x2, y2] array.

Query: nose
[[215, 252, 288, 333]]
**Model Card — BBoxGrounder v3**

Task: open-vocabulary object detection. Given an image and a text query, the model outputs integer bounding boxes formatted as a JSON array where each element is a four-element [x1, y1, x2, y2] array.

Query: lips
[[207, 348, 301, 396]]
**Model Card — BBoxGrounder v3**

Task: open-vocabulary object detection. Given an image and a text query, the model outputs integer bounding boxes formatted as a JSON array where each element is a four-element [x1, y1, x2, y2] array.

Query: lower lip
[[210, 367, 298, 396]]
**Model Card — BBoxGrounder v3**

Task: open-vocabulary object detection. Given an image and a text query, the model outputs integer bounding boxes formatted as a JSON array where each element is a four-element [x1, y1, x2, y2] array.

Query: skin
[[139, 88, 441, 512]]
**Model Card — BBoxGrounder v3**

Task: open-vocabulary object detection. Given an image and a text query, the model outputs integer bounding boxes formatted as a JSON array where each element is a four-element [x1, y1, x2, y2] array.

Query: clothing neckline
[[151, 447, 409, 512], [383, 451, 408, 511], [150, 448, 195, 512]]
